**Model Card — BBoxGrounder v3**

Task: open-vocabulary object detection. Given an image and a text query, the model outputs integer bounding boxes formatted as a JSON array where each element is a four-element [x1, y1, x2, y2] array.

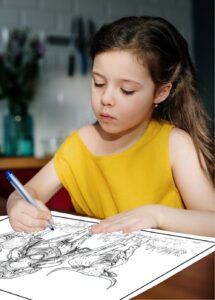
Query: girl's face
[[91, 50, 158, 135]]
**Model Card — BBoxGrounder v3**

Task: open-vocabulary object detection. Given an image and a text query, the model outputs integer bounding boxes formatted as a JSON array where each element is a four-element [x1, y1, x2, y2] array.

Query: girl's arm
[[154, 128, 214, 236], [169, 128, 214, 212], [91, 205, 215, 236], [7, 159, 62, 232], [160, 128, 215, 236], [91, 128, 215, 237], [155, 206, 214, 236]]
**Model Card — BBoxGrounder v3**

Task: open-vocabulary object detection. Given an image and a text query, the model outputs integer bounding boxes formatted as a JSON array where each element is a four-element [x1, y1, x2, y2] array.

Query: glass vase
[[3, 103, 34, 157]]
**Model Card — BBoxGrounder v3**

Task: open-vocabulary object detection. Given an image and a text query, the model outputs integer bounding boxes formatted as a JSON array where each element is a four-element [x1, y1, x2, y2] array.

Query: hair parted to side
[[90, 16, 214, 185]]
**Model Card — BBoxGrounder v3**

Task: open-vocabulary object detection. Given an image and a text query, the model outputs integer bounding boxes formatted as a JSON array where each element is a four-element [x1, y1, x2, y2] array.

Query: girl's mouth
[[100, 114, 114, 121]]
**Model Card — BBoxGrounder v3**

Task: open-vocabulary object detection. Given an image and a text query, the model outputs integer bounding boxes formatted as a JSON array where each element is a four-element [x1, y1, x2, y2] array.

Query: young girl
[[7, 16, 214, 236]]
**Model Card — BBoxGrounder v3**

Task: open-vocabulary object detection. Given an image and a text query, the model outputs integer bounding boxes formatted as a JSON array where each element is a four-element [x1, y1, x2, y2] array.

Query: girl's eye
[[121, 89, 135, 95], [94, 82, 105, 87]]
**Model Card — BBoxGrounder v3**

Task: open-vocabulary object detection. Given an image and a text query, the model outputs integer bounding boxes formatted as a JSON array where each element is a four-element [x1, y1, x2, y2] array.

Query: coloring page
[[0, 212, 214, 300]]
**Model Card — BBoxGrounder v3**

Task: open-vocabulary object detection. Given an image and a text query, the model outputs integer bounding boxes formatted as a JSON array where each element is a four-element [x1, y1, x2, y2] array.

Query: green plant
[[0, 28, 45, 108]]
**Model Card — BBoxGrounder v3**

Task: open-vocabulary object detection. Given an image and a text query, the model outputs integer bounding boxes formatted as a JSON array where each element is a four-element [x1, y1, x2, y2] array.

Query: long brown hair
[[90, 16, 214, 185]]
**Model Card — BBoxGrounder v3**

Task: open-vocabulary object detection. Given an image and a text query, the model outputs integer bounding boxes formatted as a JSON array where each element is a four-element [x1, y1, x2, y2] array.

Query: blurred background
[[0, 0, 213, 214], [0, 0, 214, 158]]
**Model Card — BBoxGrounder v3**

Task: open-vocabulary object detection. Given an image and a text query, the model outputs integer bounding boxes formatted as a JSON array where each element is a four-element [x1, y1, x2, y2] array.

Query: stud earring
[[154, 103, 158, 108]]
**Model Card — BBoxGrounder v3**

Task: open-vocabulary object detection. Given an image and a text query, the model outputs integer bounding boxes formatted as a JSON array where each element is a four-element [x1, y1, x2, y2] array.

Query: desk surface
[[133, 252, 214, 299]]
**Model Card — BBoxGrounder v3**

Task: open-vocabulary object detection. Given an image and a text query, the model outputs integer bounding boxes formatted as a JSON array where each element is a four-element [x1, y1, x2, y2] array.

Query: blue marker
[[5, 170, 54, 231]]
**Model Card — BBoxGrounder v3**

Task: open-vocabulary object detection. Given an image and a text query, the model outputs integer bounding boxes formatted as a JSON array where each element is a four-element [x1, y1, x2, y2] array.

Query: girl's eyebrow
[[92, 71, 142, 86]]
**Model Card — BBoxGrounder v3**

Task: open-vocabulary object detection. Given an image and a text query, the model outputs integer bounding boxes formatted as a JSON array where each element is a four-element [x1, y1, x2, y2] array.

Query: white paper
[[0, 212, 214, 300]]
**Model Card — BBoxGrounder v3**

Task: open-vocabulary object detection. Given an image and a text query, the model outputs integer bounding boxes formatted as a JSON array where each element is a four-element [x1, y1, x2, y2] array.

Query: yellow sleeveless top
[[54, 120, 184, 218]]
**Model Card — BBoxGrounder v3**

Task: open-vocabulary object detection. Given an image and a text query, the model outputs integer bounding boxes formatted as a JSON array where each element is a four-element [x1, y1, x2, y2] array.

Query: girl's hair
[[90, 16, 214, 185]]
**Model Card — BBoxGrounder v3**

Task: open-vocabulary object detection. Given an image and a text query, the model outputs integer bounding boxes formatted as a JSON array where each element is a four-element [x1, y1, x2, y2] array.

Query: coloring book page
[[0, 212, 214, 300]]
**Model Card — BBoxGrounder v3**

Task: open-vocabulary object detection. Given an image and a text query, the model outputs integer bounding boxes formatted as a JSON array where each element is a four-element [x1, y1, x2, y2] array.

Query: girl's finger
[[10, 219, 46, 232]]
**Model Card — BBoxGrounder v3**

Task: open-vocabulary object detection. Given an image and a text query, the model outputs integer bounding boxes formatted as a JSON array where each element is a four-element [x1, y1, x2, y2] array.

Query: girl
[[7, 16, 215, 236]]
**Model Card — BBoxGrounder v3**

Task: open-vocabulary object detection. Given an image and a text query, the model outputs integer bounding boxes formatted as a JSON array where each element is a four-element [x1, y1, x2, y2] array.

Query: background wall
[[0, 0, 196, 156], [193, 0, 214, 131]]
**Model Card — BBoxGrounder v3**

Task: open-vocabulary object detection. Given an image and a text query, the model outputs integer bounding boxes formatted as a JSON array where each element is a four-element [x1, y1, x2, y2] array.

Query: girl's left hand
[[90, 205, 162, 233]]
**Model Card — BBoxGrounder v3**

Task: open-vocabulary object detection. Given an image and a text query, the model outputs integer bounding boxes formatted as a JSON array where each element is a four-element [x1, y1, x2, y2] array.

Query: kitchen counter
[[0, 156, 51, 170]]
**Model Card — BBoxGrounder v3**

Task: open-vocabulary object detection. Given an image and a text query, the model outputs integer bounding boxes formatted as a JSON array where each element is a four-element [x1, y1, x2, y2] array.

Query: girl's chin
[[98, 122, 133, 138], [98, 121, 121, 133]]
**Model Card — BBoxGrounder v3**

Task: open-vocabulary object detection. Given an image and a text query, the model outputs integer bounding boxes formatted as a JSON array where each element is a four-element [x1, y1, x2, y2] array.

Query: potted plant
[[0, 28, 45, 156]]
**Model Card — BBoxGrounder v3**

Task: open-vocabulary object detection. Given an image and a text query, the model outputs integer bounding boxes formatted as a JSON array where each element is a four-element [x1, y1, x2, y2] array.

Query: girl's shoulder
[[78, 124, 96, 141], [170, 127, 193, 150], [77, 124, 99, 153], [169, 127, 198, 168]]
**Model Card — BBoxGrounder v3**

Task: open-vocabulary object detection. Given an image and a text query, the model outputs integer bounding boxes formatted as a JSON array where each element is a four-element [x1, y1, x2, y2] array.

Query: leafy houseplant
[[0, 28, 45, 156], [0, 28, 45, 111]]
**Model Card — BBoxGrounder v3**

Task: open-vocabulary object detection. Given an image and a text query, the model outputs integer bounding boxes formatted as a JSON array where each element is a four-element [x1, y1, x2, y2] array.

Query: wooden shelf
[[0, 157, 51, 170]]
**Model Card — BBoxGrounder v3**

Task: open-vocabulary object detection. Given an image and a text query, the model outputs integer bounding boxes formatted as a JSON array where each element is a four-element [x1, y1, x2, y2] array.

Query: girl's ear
[[154, 83, 172, 105]]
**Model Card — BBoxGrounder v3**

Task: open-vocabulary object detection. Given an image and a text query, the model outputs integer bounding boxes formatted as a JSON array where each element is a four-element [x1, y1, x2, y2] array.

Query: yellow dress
[[54, 120, 184, 218]]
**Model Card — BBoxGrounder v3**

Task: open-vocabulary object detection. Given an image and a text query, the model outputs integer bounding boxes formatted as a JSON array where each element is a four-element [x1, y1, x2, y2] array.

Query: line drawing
[[0, 218, 211, 288], [0, 214, 214, 300]]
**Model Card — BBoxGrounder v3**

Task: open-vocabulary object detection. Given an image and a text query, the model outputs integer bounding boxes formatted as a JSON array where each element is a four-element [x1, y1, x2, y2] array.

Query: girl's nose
[[101, 87, 115, 106]]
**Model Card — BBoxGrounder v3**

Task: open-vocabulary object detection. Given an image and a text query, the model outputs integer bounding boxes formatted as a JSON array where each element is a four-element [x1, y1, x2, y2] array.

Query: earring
[[154, 103, 158, 108]]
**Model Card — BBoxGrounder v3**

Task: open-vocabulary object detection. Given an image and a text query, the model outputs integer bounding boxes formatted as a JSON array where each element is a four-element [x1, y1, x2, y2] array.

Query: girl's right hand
[[7, 195, 53, 232]]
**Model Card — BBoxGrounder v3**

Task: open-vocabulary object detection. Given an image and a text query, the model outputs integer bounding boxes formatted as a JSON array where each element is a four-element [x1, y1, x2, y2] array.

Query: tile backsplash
[[0, 0, 193, 156]]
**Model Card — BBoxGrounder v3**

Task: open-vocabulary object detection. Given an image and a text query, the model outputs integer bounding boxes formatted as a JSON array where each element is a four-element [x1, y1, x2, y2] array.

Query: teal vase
[[3, 103, 34, 157]]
